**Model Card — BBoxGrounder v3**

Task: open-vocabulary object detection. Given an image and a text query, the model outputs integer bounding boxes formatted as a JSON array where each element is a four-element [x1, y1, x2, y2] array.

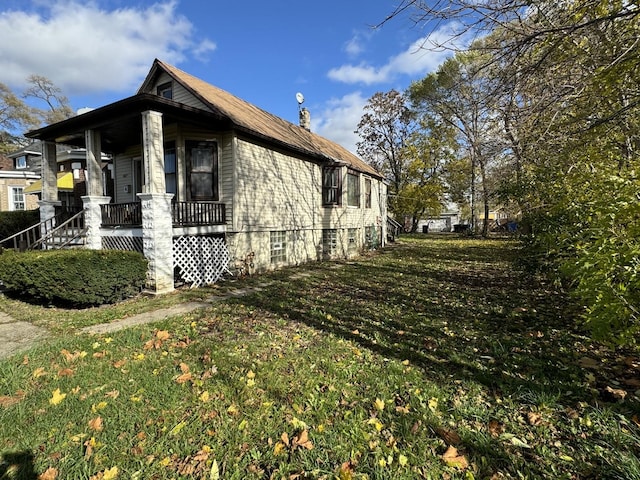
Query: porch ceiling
[[25, 94, 231, 154]]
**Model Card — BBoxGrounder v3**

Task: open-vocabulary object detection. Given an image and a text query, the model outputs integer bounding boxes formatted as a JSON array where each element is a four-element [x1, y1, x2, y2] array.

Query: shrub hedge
[[0, 249, 148, 307], [0, 209, 40, 240]]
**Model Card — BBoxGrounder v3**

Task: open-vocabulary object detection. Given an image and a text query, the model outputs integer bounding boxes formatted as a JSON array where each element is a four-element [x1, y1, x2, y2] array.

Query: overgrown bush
[[0, 249, 148, 307], [0, 209, 40, 240]]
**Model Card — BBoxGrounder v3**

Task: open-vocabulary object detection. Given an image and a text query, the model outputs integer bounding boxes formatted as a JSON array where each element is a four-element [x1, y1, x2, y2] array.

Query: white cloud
[[328, 22, 471, 85], [314, 92, 368, 154], [0, 1, 216, 95]]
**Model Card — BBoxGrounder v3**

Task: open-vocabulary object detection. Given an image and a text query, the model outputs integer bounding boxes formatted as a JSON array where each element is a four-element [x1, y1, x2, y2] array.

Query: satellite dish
[[296, 92, 305, 105]]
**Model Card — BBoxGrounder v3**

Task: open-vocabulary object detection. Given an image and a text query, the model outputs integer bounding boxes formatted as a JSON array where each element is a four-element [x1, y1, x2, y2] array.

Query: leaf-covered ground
[[1, 235, 639, 479]]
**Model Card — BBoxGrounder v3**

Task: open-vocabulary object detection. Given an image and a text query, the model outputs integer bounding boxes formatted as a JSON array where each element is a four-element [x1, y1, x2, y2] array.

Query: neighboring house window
[[322, 166, 341, 206], [164, 142, 177, 195], [187, 140, 219, 201], [347, 228, 358, 252], [347, 170, 360, 207], [364, 178, 372, 208], [157, 82, 173, 99], [270, 231, 286, 264], [14, 156, 26, 169], [10, 187, 25, 211], [322, 229, 338, 256]]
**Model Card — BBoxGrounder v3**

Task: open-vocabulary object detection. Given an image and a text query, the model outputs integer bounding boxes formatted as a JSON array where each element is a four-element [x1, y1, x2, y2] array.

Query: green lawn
[[1, 235, 639, 479]]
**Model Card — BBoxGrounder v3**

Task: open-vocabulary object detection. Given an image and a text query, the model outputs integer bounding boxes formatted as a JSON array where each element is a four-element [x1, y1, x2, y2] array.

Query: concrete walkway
[[0, 312, 49, 359], [0, 285, 269, 360]]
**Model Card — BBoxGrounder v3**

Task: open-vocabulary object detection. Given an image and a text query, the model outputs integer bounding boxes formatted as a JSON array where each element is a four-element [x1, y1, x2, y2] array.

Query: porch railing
[[100, 201, 225, 227], [172, 201, 226, 227], [101, 202, 142, 227]]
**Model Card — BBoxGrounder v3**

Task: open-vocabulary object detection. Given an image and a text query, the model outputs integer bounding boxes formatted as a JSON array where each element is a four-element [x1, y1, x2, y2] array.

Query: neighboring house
[[0, 151, 39, 211], [21, 144, 113, 209], [24, 59, 387, 293]]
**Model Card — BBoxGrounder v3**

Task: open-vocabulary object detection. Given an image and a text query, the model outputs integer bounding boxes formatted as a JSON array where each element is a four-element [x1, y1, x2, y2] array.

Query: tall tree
[[410, 52, 499, 236], [24, 75, 75, 124], [0, 82, 40, 153]]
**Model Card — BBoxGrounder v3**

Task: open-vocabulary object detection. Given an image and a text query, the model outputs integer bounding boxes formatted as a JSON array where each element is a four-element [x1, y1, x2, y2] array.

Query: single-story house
[[24, 59, 388, 293]]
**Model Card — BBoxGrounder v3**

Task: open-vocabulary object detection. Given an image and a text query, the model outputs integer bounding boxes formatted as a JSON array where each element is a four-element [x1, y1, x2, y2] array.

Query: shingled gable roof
[[139, 59, 382, 179]]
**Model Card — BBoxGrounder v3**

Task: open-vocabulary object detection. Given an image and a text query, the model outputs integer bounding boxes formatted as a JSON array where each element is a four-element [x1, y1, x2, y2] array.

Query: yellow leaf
[[374, 398, 385, 411], [428, 397, 439, 412], [199, 391, 210, 402], [246, 379, 255, 387], [49, 389, 66, 405], [273, 441, 286, 456], [246, 370, 255, 379], [238, 419, 248, 430], [92, 401, 108, 413], [103, 466, 118, 480], [159, 457, 172, 467], [227, 404, 239, 415], [33, 367, 46, 378], [170, 421, 186, 436], [367, 418, 384, 432], [398, 454, 408, 467], [88, 416, 104, 432], [402, 359, 410, 366], [209, 459, 220, 480], [133, 353, 145, 361]]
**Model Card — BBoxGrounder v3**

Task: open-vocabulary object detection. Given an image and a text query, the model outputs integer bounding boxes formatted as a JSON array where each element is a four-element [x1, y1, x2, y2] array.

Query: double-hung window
[[15, 156, 26, 169], [187, 140, 219, 201], [322, 167, 341, 206], [347, 170, 360, 207], [10, 187, 25, 211]]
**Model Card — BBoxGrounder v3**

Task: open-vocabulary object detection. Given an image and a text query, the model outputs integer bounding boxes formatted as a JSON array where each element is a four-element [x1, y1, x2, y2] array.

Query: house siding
[[227, 137, 386, 272], [154, 72, 210, 110]]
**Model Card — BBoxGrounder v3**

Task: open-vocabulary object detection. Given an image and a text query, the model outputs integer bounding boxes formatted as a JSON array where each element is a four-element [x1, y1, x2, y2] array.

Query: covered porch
[[26, 94, 232, 293]]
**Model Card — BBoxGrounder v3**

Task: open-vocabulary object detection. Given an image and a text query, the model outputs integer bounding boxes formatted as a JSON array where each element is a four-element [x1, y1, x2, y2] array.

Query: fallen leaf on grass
[[488, 420, 504, 437], [527, 411, 543, 426], [0, 391, 25, 408], [442, 446, 468, 469], [33, 367, 46, 378], [49, 389, 66, 406], [89, 466, 118, 480], [436, 427, 462, 445], [57, 368, 74, 377], [38, 467, 58, 480], [88, 416, 104, 432], [604, 386, 627, 401], [292, 429, 314, 450]]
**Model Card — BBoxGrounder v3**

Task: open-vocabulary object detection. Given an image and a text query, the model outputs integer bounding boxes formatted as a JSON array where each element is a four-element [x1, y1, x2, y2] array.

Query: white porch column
[[139, 110, 174, 293], [39, 141, 61, 234], [138, 193, 174, 294], [85, 129, 103, 196], [142, 110, 166, 194], [82, 195, 111, 250]]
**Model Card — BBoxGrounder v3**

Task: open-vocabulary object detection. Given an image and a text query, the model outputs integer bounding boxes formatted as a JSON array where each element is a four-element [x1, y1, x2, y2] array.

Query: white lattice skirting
[[173, 235, 230, 287]]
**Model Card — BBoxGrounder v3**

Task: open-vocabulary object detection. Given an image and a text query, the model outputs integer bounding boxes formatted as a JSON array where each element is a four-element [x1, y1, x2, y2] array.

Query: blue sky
[[0, 0, 464, 152]]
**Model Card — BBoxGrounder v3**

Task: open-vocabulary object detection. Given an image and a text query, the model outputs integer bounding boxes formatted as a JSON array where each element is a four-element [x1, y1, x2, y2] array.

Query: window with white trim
[[14, 156, 27, 169], [9, 187, 25, 211], [270, 231, 287, 264]]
